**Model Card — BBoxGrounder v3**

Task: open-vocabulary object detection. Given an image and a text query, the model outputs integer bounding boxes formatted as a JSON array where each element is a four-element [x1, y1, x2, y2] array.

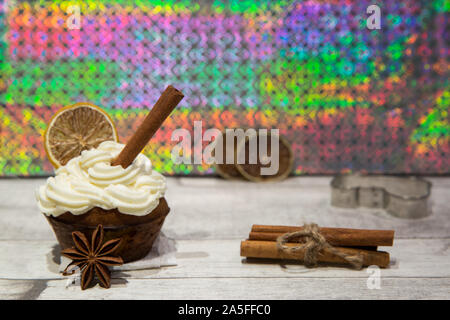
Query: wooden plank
[[0, 239, 448, 280], [1, 177, 449, 241], [0, 279, 42, 300], [0, 278, 445, 299], [165, 177, 450, 240], [177, 176, 450, 188]]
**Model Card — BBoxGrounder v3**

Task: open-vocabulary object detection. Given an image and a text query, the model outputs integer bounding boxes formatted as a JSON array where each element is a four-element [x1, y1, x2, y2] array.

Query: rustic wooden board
[[0, 177, 449, 299], [1, 278, 448, 300]]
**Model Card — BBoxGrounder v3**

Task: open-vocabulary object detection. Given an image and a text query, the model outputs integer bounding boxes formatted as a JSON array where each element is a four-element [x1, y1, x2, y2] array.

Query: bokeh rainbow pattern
[[0, 0, 449, 176]]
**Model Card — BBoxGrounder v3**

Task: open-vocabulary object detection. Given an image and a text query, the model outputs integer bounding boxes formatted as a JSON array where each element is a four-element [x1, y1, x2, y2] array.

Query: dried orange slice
[[44, 102, 118, 168], [213, 130, 246, 180]]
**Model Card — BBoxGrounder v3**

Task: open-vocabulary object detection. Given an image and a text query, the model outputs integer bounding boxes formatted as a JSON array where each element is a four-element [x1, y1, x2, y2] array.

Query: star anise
[[61, 224, 123, 290]]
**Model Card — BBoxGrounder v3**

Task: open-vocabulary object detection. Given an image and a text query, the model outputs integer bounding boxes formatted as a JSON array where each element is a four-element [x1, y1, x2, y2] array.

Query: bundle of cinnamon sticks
[[240, 225, 394, 268]]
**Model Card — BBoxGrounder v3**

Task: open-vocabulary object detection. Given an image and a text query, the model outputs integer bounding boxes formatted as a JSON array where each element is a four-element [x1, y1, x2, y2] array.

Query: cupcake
[[38, 85, 184, 263], [37, 141, 170, 262]]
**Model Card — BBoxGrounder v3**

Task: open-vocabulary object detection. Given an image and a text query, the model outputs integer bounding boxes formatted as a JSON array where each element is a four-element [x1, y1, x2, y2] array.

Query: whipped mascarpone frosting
[[36, 141, 166, 217]]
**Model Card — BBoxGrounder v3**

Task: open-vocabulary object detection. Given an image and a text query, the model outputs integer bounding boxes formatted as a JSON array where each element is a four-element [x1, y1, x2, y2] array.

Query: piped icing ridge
[[36, 141, 166, 217]]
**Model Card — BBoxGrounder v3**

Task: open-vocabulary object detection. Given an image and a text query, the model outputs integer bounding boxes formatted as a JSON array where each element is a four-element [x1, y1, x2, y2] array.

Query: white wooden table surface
[[0, 177, 449, 299]]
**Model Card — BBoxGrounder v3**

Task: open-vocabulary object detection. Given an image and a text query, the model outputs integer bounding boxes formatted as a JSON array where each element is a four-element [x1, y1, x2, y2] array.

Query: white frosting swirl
[[36, 141, 166, 217]]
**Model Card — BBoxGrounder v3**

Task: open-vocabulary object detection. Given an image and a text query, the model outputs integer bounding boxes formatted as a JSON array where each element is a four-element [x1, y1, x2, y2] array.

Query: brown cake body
[[46, 197, 170, 263]]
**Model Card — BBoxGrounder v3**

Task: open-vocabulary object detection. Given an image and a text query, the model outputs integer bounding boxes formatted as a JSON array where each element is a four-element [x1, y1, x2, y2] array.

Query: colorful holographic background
[[0, 0, 449, 176]]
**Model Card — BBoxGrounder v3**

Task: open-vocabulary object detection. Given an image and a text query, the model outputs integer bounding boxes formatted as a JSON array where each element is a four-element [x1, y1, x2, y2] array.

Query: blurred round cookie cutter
[[331, 174, 432, 219]]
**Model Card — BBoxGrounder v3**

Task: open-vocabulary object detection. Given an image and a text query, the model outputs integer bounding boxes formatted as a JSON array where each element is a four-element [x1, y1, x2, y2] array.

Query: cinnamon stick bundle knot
[[276, 223, 363, 269]]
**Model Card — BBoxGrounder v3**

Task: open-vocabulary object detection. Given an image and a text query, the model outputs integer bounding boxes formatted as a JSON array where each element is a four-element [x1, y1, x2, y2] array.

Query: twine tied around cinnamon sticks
[[276, 223, 363, 269]]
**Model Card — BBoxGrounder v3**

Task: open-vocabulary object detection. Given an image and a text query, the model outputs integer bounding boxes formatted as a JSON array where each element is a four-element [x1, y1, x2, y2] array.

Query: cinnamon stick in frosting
[[111, 85, 184, 168]]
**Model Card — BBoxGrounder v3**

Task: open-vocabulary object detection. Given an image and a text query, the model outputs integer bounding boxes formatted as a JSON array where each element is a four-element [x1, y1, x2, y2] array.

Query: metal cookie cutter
[[331, 174, 432, 219]]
